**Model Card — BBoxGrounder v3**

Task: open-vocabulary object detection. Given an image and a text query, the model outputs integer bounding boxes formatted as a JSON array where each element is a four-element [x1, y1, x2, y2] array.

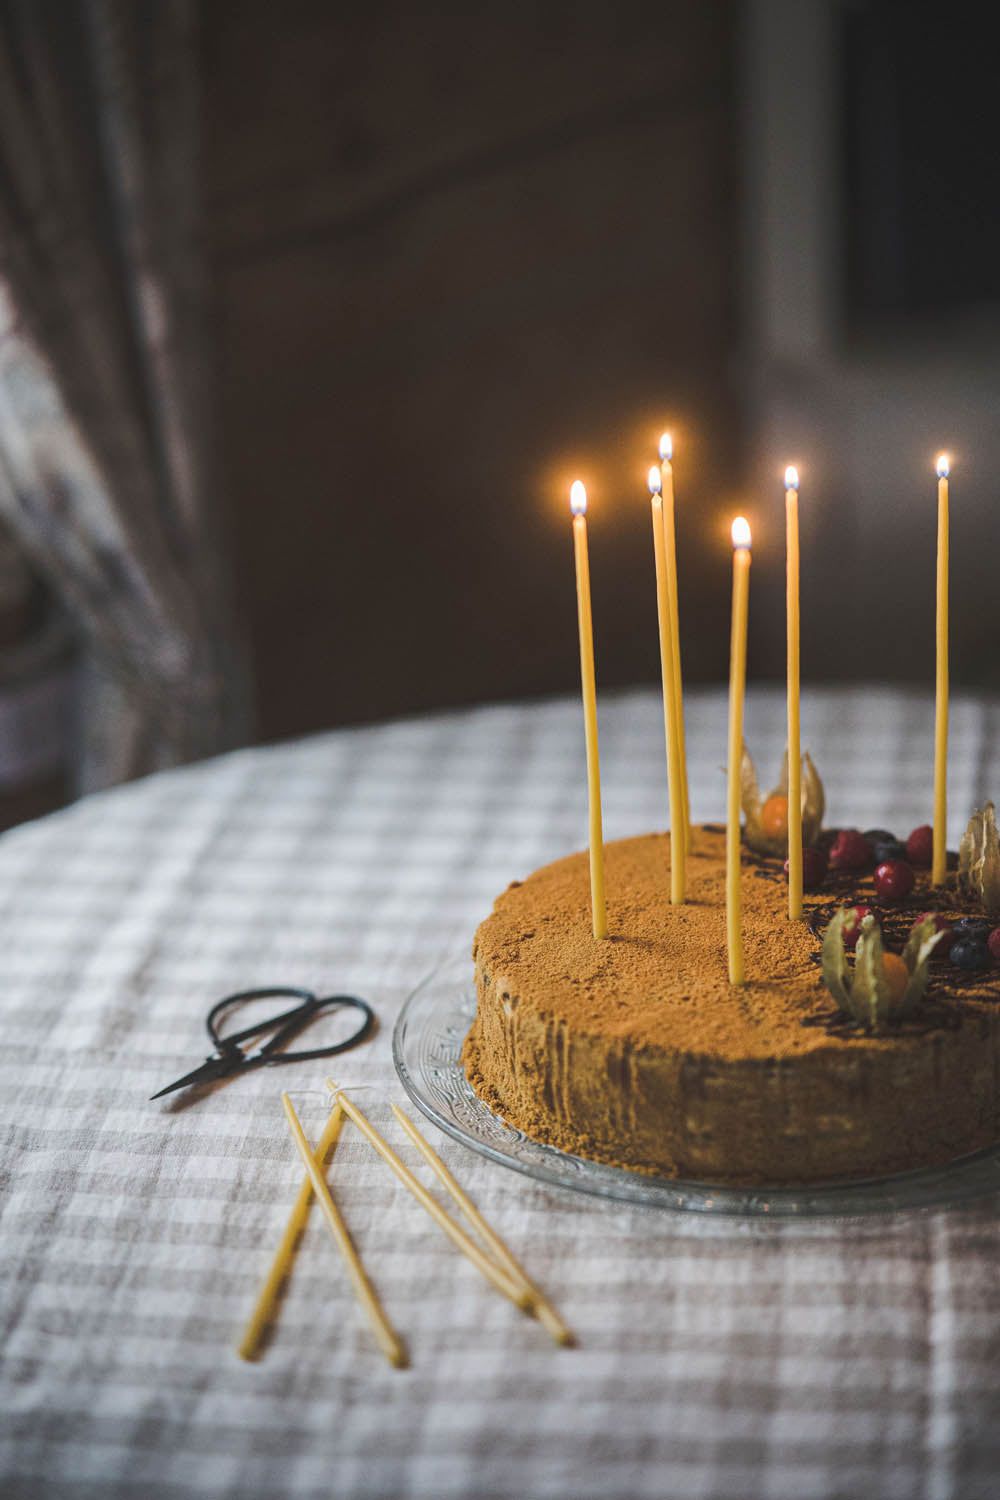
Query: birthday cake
[[462, 824, 1000, 1185]]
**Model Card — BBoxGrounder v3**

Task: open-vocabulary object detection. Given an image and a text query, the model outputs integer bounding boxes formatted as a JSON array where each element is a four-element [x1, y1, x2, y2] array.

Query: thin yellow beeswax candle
[[933, 453, 950, 886], [785, 465, 802, 919], [648, 465, 685, 903], [570, 481, 608, 939], [727, 518, 752, 986], [281, 1093, 406, 1369], [237, 1099, 345, 1361], [390, 1103, 574, 1347], [329, 1086, 531, 1311], [659, 433, 690, 851]]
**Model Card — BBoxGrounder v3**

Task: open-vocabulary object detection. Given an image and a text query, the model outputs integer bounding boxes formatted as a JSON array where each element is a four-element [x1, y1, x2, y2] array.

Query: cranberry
[[989, 929, 1000, 963], [829, 829, 874, 871], [906, 825, 934, 866], [841, 905, 873, 951], [874, 859, 915, 901], [912, 912, 954, 957], [784, 845, 828, 890]]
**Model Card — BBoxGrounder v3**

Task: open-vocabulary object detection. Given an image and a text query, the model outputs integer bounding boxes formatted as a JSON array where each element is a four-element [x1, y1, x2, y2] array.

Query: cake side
[[462, 828, 1000, 1185]]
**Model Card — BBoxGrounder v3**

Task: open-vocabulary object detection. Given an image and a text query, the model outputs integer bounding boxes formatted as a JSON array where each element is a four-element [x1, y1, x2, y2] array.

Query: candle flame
[[731, 516, 751, 550], [658, 432, 673, 462], [784, 465, 799, 491], [569, 480, 588, 515], [647, 465, 662, 495], [936, 453, 950, 478]]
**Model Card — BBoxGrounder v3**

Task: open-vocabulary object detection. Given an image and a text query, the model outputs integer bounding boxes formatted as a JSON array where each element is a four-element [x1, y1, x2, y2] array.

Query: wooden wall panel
[[205, 1, 741, 738]]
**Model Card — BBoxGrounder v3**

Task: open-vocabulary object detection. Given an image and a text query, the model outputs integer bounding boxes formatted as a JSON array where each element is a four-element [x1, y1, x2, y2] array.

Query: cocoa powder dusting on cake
[[471, 829, 865, 1060]]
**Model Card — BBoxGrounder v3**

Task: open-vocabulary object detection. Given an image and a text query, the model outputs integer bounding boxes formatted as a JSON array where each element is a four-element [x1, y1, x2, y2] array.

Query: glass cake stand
[[392, 952, 1000, 1218]]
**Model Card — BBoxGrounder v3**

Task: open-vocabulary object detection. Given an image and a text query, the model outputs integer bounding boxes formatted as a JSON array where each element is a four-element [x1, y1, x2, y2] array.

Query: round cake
[[462, 826, 1000, 1185]]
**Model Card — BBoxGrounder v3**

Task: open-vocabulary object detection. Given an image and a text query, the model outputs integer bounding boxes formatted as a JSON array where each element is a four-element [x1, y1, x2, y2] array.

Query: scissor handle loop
[[262, 994, 376, 1063], [205, 987, 375, 1066], [206, 987, 318, 1052]]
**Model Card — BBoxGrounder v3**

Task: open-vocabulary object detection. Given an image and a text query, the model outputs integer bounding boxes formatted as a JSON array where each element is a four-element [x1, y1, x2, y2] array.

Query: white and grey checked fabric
[[2, 685, 1000, 1500]]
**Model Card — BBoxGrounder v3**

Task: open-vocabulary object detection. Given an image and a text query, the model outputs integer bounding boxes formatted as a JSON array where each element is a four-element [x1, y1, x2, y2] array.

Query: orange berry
[[881, 952, 909, 1007], [760, 795, 789, 840]]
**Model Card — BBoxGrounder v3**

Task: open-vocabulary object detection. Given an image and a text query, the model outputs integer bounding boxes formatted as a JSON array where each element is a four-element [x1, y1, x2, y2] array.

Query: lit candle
[[648, 465, 685, 903], [727, 517, 752, 985], [570, 481, 608, 938], [933, 453, 950, 886], [659, 433, 690, 850], [785, 465, 802, 919]]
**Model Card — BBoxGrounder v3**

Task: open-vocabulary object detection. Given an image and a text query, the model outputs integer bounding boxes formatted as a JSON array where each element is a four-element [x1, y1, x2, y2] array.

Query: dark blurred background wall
[[205, 0, 743, 743], [203, 0, 1000, 750], [3, 0, 999, 829]]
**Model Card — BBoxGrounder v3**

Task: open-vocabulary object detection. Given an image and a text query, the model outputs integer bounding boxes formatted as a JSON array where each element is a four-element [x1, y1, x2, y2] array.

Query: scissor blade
[[150, 1057, 230, 1100]]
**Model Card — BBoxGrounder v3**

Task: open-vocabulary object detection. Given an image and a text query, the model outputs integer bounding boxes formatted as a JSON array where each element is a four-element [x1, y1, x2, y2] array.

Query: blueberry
[[950, 939, 990, 971], [863, 829, 896, 846], [953, 917, 990, 940], [873, 839, 907, 863]]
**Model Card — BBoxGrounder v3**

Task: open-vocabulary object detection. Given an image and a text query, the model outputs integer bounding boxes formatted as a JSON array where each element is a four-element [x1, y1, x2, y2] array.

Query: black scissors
[[150, 987, 375, 1100]]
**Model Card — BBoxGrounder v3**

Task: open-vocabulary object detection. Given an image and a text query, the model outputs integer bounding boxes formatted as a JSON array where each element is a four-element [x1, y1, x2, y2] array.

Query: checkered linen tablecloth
[[3, 685, 1000, 1500]]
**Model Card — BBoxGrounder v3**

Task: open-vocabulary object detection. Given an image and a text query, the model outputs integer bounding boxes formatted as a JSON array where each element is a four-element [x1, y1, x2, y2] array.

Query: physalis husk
[[958, 803, 1000, 917], [820, 910, 944, 1031], [741, 744, 825, 857]]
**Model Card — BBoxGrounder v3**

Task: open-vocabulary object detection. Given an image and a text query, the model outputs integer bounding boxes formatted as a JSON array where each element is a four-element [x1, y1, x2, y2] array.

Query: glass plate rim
[[392, 951, 1000, 1218]]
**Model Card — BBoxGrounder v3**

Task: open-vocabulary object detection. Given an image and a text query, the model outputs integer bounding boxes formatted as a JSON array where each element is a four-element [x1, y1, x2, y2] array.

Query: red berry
[[906, 825, 934, 866], [829, 829, 874, 871], [802, 845, 829, 889], [841, 905, 873, 951], [874, 859, 915, 901], [989, 929, 1000, 963], [912, 912, 954, 956], [784, 845, 829, 890]]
